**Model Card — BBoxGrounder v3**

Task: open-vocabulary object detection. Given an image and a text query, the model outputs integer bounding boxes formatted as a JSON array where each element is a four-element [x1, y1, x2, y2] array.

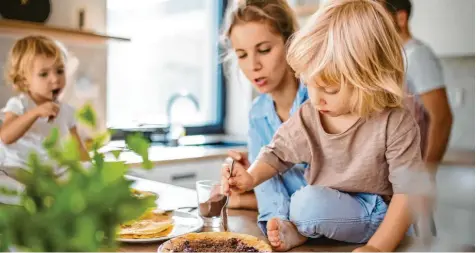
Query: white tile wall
[[440, 56, 475, 150]]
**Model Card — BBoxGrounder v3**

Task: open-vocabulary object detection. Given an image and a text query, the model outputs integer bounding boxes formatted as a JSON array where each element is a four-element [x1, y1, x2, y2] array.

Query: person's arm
[[225, 104, 313, 193], [420, 88, 453, 163], [69, 127, 90, 161], [357, 194, 412, 252], [0, 111, 39, 144], [407, 45, 452, 163], [0, 101, 59, 144], [356, 110, 428, 252], [224, 159, 278, 194]]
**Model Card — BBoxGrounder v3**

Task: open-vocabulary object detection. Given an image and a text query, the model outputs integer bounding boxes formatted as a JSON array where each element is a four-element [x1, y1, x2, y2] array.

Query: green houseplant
[[0, 104, 155, 251]]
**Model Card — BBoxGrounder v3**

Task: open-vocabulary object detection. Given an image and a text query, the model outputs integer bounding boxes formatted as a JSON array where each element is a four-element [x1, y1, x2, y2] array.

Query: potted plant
[[0, 104, 155, 251]]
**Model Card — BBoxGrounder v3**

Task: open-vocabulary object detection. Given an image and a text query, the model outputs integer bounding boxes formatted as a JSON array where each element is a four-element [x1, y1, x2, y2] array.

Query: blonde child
[[222, 0, 424, 252], [0, 36, 89, 202]]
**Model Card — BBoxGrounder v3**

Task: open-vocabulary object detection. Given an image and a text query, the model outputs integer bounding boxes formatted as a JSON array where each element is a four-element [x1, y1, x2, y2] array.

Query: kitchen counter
[[119, 176, 426, 252], [441, 148, 474, 167], [101, 141, 247, 167], [103, 138, 474, 168]]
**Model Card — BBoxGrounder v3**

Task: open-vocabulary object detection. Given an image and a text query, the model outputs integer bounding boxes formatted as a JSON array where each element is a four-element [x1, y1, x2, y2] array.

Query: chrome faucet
[[165, 92, 200, 145]]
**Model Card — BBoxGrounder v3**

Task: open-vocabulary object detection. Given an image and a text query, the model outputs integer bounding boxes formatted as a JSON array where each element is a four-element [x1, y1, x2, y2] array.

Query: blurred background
[[0, 0, 473, 151], [0, 0, 474, 248]]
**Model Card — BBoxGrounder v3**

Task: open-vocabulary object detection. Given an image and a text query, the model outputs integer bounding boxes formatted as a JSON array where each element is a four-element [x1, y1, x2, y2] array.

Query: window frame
[[108, 0, 228, 140]]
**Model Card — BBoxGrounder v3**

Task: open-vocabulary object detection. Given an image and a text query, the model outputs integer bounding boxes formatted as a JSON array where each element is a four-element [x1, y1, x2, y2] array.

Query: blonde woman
[[221, 0, 309, 233], [222, 0, 425, 252]]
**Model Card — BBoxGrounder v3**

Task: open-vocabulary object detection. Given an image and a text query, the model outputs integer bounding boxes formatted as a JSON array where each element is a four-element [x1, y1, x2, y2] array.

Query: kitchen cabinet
[[127, 157, 224, 189]]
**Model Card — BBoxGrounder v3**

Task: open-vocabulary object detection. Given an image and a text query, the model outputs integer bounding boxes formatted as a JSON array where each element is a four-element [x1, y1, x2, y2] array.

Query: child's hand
[[34, 102, 59, 118], [353, 244, 381, 252], [221, 159, 254, 195]]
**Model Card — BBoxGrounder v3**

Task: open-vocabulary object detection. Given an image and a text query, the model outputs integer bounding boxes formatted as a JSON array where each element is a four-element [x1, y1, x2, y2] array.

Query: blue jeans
[[254, 167, 388, 244]]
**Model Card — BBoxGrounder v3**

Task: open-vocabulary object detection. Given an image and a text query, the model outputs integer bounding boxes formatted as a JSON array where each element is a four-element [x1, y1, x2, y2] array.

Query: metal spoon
[[222, 158, 234, 231]]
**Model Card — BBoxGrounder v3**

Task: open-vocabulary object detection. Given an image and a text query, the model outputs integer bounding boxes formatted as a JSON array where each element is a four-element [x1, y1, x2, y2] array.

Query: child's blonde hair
[[287, 0, 405, 118], [220, 0, 299, 58], [4, 35, 65, 92]]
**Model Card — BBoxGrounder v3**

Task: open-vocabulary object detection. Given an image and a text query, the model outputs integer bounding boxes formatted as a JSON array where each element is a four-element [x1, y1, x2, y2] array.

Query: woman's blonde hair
[[4, 35, 65, 92], [287, 0, 405, 118], [220, 0, 299, 58]]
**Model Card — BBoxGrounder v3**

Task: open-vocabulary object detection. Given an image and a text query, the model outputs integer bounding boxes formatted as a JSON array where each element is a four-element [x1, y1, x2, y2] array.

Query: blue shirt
[[247, 83, 309, 163]]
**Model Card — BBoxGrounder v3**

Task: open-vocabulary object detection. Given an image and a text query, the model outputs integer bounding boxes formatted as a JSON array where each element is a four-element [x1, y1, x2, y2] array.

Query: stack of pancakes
[[119, 190, 174, 239]]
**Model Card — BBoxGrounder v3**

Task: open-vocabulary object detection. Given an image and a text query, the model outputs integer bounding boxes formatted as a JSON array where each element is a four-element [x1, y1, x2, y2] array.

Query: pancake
[[119, 208, 174, 239], [119, 220, 173, 239], [158, 232, 272, 252]]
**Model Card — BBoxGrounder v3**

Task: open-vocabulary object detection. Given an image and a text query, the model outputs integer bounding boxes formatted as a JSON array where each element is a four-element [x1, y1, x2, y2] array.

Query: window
[[106, 0, 226, 137]]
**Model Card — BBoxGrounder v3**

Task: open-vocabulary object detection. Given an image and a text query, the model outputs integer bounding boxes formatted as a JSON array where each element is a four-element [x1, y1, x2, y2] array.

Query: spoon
[[222, 158, 234, 231]]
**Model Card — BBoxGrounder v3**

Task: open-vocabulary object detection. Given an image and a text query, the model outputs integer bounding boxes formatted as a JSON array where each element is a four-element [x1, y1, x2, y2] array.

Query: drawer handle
[[171, 173, 197, 181]]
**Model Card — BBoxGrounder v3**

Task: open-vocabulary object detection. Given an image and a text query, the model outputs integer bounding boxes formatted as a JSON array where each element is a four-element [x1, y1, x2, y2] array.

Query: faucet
[[165, 91, 200, 146]]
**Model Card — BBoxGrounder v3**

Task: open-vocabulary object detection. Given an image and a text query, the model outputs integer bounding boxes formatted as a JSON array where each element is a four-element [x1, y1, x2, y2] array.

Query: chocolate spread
[[174, 238, 259, 252], [199, 193, 227, 218]]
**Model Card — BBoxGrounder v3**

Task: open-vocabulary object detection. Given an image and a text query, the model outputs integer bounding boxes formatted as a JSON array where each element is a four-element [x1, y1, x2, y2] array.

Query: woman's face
[[230, 22, 291, 94]]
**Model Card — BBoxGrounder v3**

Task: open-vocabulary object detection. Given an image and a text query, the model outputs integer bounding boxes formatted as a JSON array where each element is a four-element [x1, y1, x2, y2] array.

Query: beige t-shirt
[[256, 101, 424, 197]]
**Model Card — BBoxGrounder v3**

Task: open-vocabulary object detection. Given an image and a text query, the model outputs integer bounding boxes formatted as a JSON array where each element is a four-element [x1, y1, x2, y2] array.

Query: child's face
[[25, 55, 65, 103], [230, 22, 291, 94], [307, 77, 353, 117]]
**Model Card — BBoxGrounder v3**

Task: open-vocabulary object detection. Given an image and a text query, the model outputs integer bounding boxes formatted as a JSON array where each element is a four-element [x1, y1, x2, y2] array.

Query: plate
[[117, 210, 203, 243]]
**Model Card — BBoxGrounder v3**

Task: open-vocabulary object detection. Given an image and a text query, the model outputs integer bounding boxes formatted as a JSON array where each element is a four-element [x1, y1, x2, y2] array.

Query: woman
[[221, 0, 308, 234]]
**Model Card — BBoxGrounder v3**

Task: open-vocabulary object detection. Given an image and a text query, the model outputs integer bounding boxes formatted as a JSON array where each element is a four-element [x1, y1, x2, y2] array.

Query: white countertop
[[101, 140, 247, 167], [101, 138, 473, 169]]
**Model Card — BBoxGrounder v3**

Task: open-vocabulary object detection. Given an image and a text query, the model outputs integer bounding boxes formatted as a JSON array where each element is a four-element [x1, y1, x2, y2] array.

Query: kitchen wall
[[410, 0, 475, 150], [441, 56, 475, 150], [0, 0, 108, 138]]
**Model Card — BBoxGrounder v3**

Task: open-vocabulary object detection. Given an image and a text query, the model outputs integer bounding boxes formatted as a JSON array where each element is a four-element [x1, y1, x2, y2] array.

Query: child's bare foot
[[266, 217, 307, 251]]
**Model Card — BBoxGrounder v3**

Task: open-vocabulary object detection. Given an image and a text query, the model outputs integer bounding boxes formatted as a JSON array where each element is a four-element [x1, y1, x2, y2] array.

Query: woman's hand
[[227, 150, 250, 169]]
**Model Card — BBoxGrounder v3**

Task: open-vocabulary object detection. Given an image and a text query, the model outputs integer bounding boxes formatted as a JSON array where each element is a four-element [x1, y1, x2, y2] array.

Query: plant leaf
[[101, 162, 128, 185], [62, 137, 80, 162], [76, 104, 97, 129], [43, 128, 59, 149], [125, 133, 152, 169], [111, 150, 121, 160]]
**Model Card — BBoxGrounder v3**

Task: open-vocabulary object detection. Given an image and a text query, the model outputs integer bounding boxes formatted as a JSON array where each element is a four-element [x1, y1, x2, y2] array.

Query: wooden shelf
[[0, 19, 130, 44], [294, 4, 319, 17]]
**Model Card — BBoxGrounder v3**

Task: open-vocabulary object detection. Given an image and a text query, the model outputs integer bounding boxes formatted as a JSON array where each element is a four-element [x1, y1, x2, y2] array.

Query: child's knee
[[288, 185, 335, 223]]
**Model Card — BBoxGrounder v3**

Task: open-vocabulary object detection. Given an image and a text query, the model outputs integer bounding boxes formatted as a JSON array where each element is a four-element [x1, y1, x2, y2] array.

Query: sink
[[150, 140, 246, 148], [180, 141, 246, 148]]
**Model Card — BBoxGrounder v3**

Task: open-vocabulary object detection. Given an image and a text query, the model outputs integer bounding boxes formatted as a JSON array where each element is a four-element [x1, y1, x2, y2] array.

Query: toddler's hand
[[353, 244, 381, 252], [221, 159, 254, 195], [35, 102, 59, 119]]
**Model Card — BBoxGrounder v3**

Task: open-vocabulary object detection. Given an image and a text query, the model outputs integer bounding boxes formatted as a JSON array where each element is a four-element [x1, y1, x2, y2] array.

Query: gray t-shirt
[[404, 38, 445, 95], [257, 101, 424, 198], [403, 38, 445, 154]]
